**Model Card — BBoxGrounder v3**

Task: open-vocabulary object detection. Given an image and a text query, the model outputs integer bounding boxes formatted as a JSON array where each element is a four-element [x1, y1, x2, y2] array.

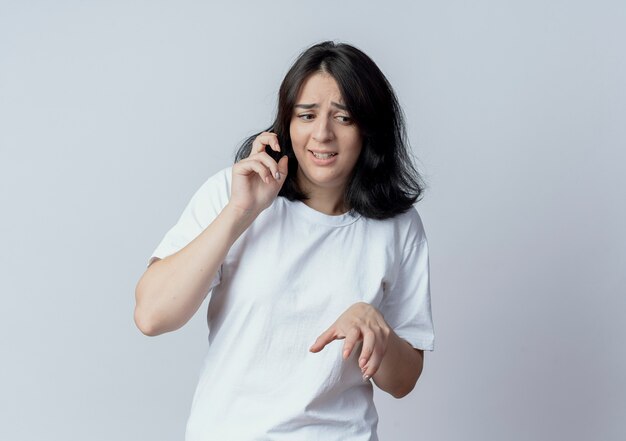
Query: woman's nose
[[312, 116, 334, 143]]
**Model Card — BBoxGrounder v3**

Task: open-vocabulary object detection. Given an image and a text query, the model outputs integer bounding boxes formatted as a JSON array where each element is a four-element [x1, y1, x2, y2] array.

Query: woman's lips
[[308, 150, 338, 165]]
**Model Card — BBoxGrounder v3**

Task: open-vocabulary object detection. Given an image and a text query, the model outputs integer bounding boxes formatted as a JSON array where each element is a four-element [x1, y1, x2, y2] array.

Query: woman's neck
[[297, 176, 349, 216], [302, 194, 349, 216]]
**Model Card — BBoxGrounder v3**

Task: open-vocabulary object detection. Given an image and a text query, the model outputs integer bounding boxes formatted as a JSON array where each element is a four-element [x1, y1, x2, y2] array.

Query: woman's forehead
[[296, 72, 345, 105]]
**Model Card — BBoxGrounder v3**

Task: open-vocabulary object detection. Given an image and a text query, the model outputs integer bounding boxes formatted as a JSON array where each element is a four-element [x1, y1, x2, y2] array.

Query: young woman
[[135, 41, 434, 440]]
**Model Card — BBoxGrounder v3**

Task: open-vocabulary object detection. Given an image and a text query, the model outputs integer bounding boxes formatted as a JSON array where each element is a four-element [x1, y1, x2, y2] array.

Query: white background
[[1, 1, 624, 440]]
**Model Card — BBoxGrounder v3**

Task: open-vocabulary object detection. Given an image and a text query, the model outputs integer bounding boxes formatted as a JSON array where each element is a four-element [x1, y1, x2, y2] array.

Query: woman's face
[[289, 72, 363, 196]]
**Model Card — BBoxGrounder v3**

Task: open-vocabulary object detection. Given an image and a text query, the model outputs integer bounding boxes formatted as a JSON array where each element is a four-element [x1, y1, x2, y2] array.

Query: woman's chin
[[297, 169, 346, 192]]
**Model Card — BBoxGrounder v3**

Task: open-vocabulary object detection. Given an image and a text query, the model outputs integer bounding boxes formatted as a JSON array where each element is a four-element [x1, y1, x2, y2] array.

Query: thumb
[[278, 155, 289, 176]]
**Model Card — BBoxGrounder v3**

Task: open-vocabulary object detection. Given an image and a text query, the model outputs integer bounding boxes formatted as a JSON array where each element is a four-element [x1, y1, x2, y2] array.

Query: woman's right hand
[[228, 131, 289, 215], [135, 133, 287, 336]]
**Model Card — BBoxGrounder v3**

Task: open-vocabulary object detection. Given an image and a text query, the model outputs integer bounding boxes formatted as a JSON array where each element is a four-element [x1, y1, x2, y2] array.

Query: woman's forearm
[[134, 203, 259, 336], [372, 330, 424, 398]]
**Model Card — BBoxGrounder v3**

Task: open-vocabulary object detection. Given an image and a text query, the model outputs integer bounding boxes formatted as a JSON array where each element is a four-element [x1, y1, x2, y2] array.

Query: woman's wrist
[[222, 202, 262, 234]]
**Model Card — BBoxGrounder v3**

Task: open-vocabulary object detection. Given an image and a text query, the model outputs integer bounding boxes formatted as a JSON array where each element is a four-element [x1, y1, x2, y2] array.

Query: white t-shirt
[[149, 166, 435, 441]]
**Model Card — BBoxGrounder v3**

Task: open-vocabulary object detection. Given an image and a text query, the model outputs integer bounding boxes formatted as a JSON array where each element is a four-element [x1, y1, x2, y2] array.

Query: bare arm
[[134, 204, 259, 336], [371, 331, 424, 398], [134, 132, 288, 336]]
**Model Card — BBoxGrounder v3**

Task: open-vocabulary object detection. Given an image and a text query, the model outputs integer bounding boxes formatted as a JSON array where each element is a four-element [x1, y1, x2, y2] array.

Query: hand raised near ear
[[229, 131, 288, 214]]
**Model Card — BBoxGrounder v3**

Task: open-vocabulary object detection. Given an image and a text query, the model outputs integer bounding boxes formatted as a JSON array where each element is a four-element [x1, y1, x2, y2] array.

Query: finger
[[358, 329, 376, 370], [249, 151, 281, 181], [309, 327, 337, 353], [251, 132, 281, 155], [362, 344, 384, 380], [277, 155, 289, 178], [342, 327, 362, 360], [263, 132, 281, 152], [235, 158, 273, 184]]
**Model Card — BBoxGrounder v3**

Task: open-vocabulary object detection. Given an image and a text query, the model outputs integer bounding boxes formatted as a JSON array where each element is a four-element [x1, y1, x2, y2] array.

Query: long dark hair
[[235, 40, 425, 220]]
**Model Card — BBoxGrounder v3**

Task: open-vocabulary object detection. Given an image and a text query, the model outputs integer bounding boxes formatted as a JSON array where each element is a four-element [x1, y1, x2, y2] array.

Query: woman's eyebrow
[[294, 102, 348, 110]]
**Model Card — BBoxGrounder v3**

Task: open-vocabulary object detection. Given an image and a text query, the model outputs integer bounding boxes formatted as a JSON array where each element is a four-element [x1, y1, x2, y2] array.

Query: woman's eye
[[337, 115, 352, 123], [298, 114, 314, 121]]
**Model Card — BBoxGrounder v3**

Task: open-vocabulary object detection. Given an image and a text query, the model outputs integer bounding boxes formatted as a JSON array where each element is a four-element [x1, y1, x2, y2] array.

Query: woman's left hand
[[309, 302, 390, 381]]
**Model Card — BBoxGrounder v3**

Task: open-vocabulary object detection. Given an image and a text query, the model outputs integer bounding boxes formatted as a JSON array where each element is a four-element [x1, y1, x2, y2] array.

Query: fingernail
[[275, 171, 281, 180], [362, 374, 371, 382]]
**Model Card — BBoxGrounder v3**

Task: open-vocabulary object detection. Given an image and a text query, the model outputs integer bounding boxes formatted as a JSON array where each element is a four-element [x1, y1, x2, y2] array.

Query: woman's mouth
[[309, 150, 337, 159]]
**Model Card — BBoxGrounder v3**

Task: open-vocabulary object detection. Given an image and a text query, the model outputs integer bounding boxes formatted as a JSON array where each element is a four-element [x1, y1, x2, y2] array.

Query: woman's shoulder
[[368, 205, 427, 248], [400, 205, 426, 232], [205, 165, 233, 186], [183, 165, 233, 218], [195, 165, 233, 196]]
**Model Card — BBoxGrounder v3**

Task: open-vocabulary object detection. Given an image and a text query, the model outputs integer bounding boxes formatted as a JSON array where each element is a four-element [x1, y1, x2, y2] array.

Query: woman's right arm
[[134, 132, 288, 336]]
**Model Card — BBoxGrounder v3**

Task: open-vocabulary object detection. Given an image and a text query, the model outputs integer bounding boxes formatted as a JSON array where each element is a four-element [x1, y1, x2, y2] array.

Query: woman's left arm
[[309, 302, 424, 399], [370, 327, 424, 398]]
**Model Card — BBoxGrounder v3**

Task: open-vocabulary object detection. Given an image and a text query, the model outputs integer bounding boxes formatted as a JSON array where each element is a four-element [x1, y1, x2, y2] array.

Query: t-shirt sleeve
[[380, 210, 435, 351], [147, 167, 232, 291]]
